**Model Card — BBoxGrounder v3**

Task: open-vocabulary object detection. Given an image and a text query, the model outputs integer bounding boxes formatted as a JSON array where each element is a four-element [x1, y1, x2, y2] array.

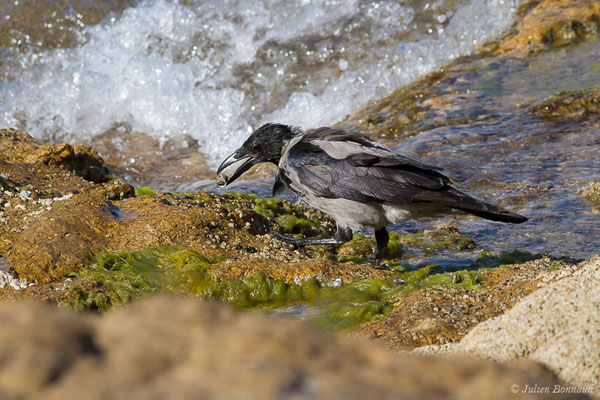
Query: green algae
[[253, 197, 289, 218], [252, 196, 328, 237], [399, 226, 477, 255], [63, 286, 113, 312], [306, 279, 402, 331], [226, 192, 258, 200], [275, 214, 314, 233], [399, 265, 484, 293], [63, 246, 323, 311], [219, 201, 237, 209], [61, 245, 535, 330], [61, 245, 406, 330], [134, 186, 155, 196]]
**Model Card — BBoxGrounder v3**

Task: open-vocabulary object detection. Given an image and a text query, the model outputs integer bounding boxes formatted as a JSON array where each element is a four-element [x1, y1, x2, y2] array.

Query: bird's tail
[[414, 187, 528, 223]]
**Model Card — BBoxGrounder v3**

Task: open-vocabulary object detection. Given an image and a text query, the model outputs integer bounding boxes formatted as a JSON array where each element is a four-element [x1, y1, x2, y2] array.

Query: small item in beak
[[216, 173, 228, 187]]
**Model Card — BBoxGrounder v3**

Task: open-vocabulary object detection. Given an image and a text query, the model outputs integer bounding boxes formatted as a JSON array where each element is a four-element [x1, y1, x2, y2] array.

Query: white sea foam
[[0, 0, 519, 167]]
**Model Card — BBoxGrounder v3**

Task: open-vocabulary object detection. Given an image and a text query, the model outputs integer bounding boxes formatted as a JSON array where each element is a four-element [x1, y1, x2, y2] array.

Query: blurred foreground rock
[[417, 256, 600, 394], [0, 296, 590, 400]]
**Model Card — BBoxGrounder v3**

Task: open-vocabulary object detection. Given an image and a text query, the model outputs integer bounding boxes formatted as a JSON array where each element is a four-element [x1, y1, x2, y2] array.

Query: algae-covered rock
[[0, 130, 391, 295], [472, 249, 538, 269], [351, 256, 565, 350], [1, 297, 583, 400], [399, 224, 477, 255], [532, 88, 600, 121], [486, 0, 600, 57]]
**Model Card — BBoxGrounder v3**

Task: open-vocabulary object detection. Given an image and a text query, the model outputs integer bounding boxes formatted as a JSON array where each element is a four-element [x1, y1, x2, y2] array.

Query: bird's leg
[[270, 225, 353, 255], [367, 227, 389, 264]]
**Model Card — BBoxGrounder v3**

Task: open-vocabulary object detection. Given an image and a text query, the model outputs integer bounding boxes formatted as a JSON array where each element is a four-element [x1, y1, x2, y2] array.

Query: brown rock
[[0, 296, 587, 400], [0, 128, 109, 183], [214, 257, 394, 285], [335, 70, 450, 141]]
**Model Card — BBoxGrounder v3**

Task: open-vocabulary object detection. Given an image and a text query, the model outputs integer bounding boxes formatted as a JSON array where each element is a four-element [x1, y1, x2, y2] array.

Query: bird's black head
[[216, 123, 298, 187]]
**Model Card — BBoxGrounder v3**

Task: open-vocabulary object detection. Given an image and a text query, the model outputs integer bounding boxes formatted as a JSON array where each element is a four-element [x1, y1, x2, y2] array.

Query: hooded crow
[[217, 123, 527, 260]]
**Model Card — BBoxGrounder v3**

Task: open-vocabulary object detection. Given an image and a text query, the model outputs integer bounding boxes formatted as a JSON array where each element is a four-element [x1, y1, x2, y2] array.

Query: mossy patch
[[61, 243, 539, 330], [134, 186, 155, 196], [60, 246, 402, 329], [60, 244, 512, 331], [399, 265, 484, 293], [306, 279, 402, 330]]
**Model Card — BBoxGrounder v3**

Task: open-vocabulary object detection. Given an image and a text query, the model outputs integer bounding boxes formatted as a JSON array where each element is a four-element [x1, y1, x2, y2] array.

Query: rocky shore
[[1, 0, 599, 398]]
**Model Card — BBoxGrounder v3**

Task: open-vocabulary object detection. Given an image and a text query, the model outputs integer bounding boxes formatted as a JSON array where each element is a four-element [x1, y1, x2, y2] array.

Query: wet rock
[[0, 128, 109, 183], [87, 179, 135, 200], [0, 296, 586, 400], [89, 129, 215, 190], [335, 69, 452, 140], [336, 0, 600, 142], [419, 257, 600, 393], [213, 257, 394, 285], [3, 193, 114, 283], [487, 0, 600, 57], [532, 88, 600, 121]]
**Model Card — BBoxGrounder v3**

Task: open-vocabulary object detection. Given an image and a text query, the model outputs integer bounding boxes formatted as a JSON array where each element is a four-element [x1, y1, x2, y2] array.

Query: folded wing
[[278, 127, 527, 223]]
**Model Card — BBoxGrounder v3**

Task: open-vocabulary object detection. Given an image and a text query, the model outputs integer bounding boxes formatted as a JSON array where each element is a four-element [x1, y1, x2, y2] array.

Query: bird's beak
[[216, 151, 258, 187]]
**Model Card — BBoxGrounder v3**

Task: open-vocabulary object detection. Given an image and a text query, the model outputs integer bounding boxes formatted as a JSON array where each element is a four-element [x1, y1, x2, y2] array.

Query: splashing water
[[0, 0, 518, 167]]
